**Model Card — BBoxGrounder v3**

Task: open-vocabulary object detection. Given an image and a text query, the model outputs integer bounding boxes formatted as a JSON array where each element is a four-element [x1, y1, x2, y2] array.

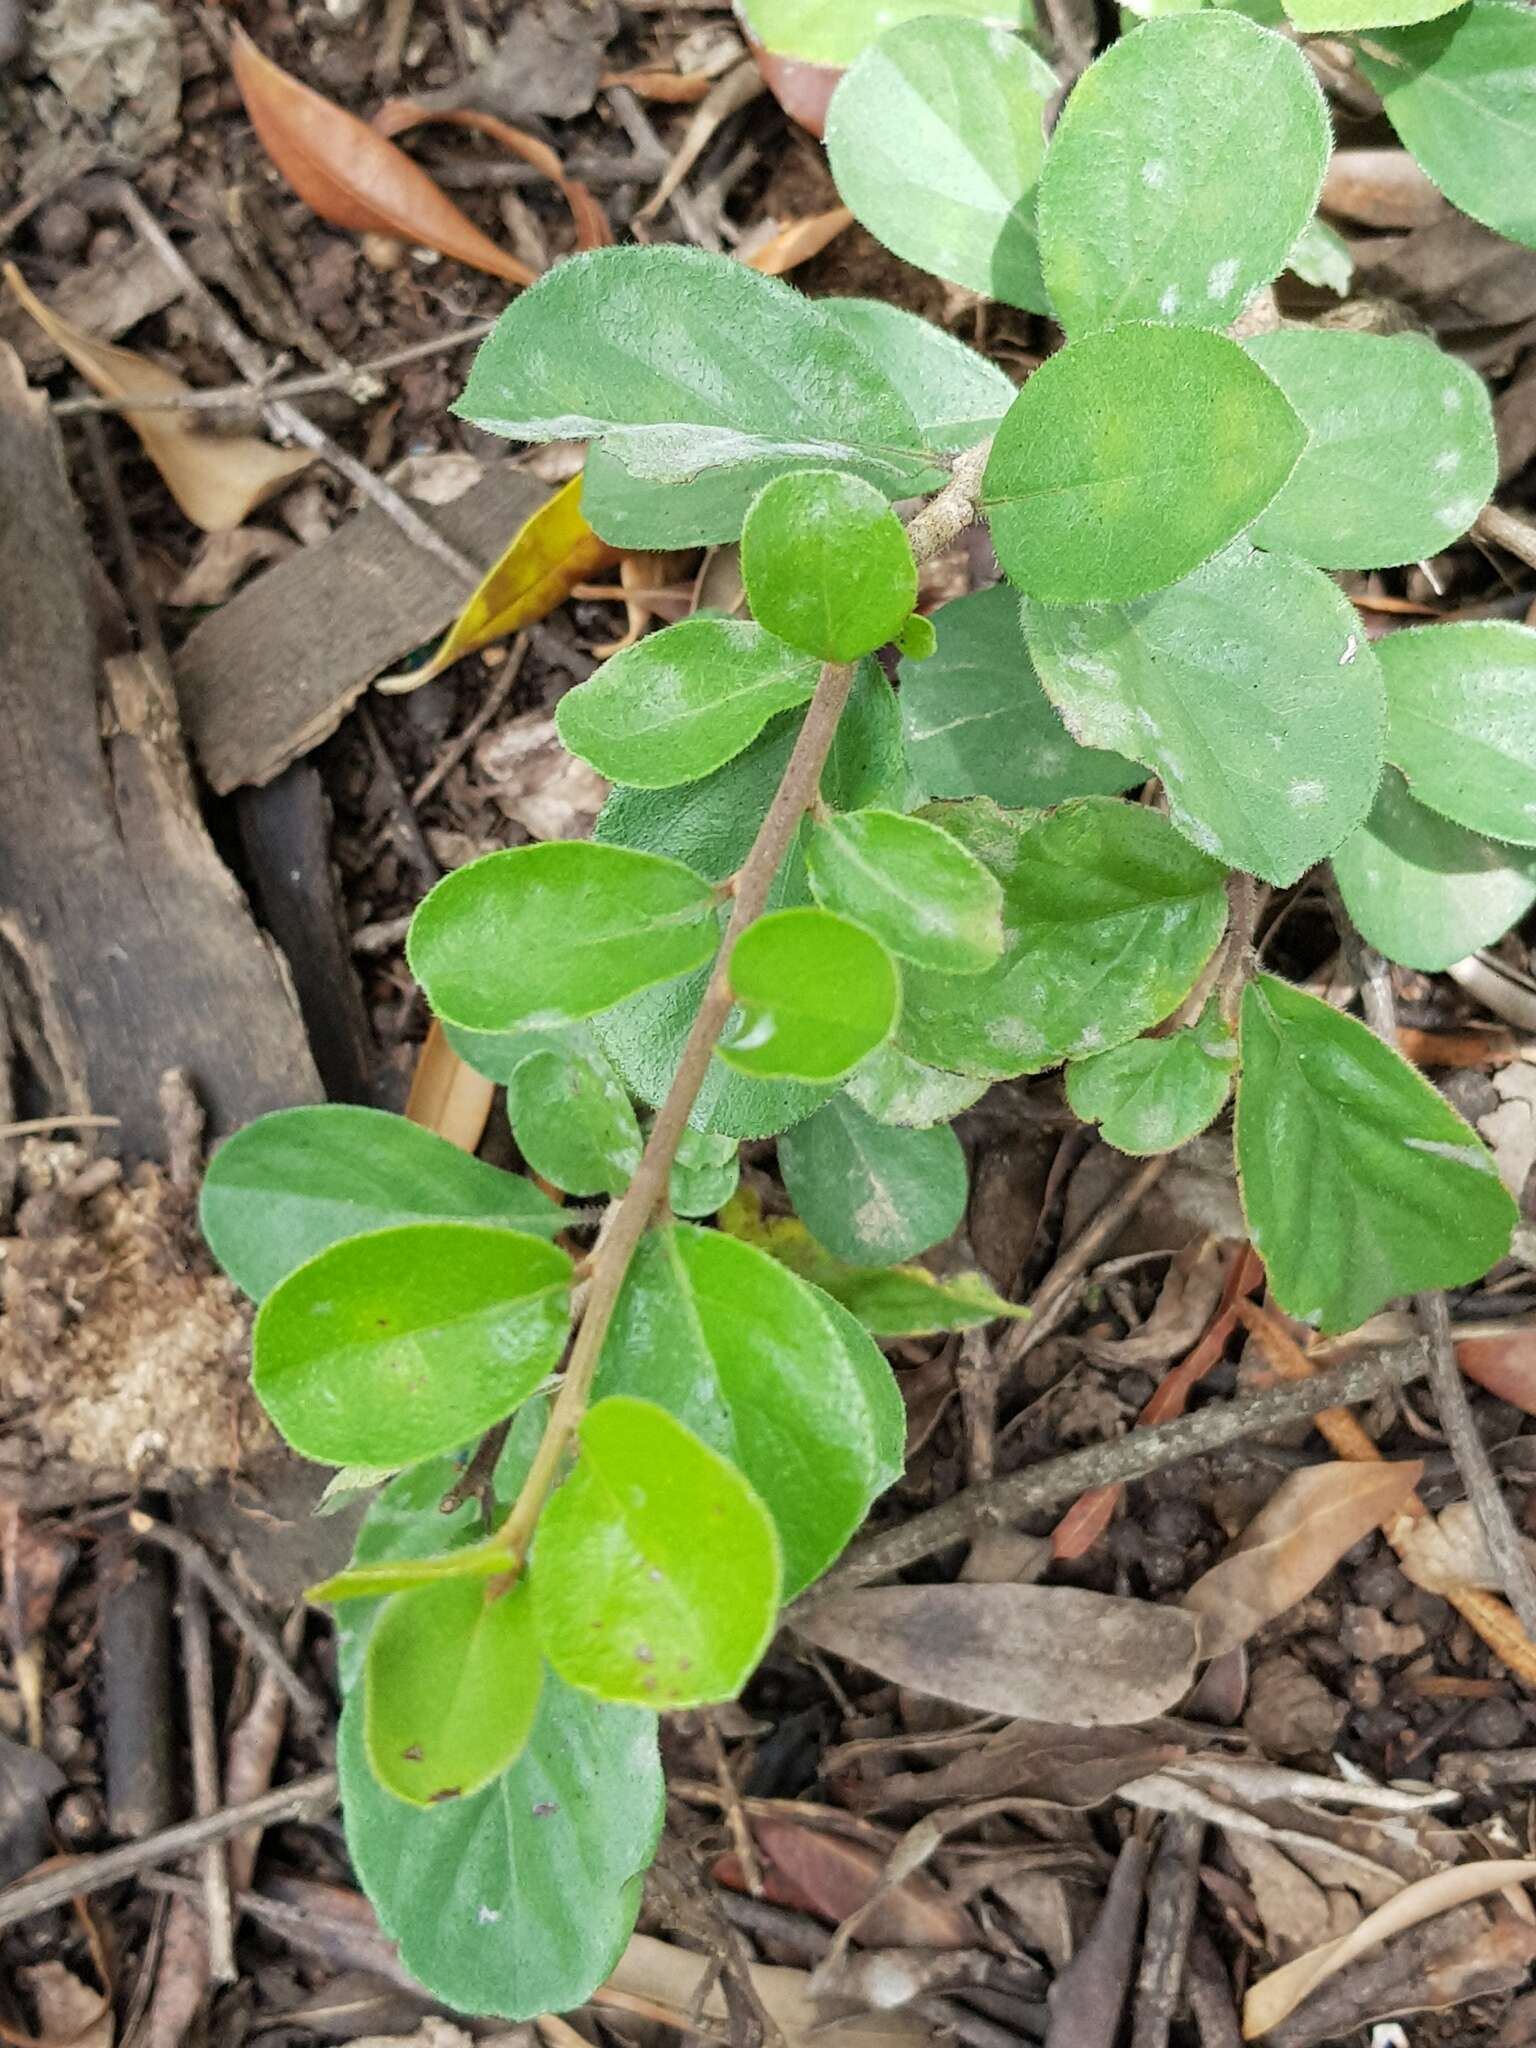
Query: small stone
[[361, 230, 407, 272], [1245, 1656, 1346, 1759], [1346, 1666, 1383, 1710], [34, 202, 89, 257], [1148, 1499, 1205, 1547], [1342, 1604, 1426, 1664], [1462, 1697, 1524, 1750], [1351, 1556, 1408, 1609]]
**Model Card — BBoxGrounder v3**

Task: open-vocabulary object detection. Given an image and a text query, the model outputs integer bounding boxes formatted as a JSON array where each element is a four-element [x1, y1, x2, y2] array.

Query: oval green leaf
[[1037, 12, 1329, 335], [1379, 620, 1536, 846], [408, 841, 720, 1034], [742, 0, 1027, 64], [741, 470, 916, 663], [807, 807, 1004, 973], [556, 618, 820, 789], [778, 1094, 968, 1265], [1245, 330, 1496, 568], [1236, 974, 1515, 1331], [825, 17, 1058, 314], [253, 1224, 572, 1467], [200, 1104, 562, 1302], [1286, 0, 1461, 26], [365, 1577, 542, 1806], [1020, 543, 1386, 885], [821, 300, 1017, 453], [1067, 1001, 1238, 1156], [507, 1042, 642, 1200], [719, 907, 901, 1081], [532, 1397, 781, 1707], [983, 325, 1306, 604]]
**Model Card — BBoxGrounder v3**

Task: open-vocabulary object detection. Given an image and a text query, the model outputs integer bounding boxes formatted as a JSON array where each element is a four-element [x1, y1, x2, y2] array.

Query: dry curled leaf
[[795, 1584, 1202, 1726], [372, 102, 613, 254], [231, 31, 532, 285], [1396, 1499, 1536, 1600], [1079, 1234, 1228, 1369], [4, 266, 312, 533], [1183, 1460, 1423, 1662]]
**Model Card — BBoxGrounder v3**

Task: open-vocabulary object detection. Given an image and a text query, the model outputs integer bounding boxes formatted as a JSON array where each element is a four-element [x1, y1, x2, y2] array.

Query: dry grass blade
[[372, 102, 614, 252]]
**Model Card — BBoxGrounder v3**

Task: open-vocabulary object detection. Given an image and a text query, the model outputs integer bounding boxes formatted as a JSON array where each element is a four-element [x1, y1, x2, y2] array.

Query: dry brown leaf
[[741, 207, 856, 278], [1320, 147, 1446, 229], [637, 58, 767, 221], [795, 1584, 1202, 1726], [372, 102, 612, 253], [1079, 1234, 1228, 1368], [166, 527, 294, 607], [231, 31, 533, 284], [1243, 1859, 1536, 2039], [1396, 1499, 1536, 1598], [16, 1962, 113, 2048], [600, 65, 714, 102], [404, 1019, 494, 1154], [3, 266, 312, 532], [729, 1814, 976, 1950], [600, 1933, 927, 2048], [1182, 1461, 1423, 1661], [743, 33, 842, 139]]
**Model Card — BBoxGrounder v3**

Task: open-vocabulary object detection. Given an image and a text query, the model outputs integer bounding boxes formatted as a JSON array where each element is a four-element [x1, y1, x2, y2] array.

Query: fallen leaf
[[638, 58, 766, 221], [377, 476, 619, 693], [478, 712, 610, 842], [1243, 1859, 1536, 2040], [1477, 1061, 1536, 1202], [166, 527, 294, 607], [1457, 1328, 1536, 1415], [743, 33, 842, 139], [795, 1585, 1202, 1726], [1079, 1235, 1228, 1368], [231, 31, 532, 285], [1046, 1835, 1148, 2048], [726, 1815, 976, 1950], [1396, 1500, 1536, 1599], [372, 102, 612, 254], [603, 1932, 926, 2048], [741, 206, 855, 278], [3, 265, 312, 533], [404, 1019, 494, 1153], [1395, 1026, 1524, 1071], [836, 1718, 1194, 1812], [600, 65, 714, 103], [587, 549, 695, 657], [17, 1962, 113, 2048], [1320, 148, 1445, 230], [1183, 1461, 1423, 1662]]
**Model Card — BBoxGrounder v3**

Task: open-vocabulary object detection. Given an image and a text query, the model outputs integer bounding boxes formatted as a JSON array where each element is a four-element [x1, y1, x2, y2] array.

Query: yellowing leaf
[[377, 475, 620, 693], [4, 264, 313, 533]]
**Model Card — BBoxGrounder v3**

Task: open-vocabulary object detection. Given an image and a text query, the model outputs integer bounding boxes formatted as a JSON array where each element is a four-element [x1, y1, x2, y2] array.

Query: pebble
[[34, 202, 89, 258], [1462, 1697, 1524, 1750]]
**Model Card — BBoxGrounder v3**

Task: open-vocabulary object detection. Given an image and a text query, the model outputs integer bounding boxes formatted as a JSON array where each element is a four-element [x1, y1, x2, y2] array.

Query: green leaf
[[365, 1578, 542, 1806], [741, 0, 1027, 64], [825, 18, 1058, 314], [532, 1397, 781, 1707], [556, 619, 819, 789], [1332, 769, 1536, 971], [897, 614, 937, 663], [1019, 544, 1386, 885], [508, 1040, 643, 1199], [1285, 217, 1355, 295], [846, 1042, 988, 1127], [1288, 0, 1460, 24], [200, 1104, 562, 1302], [409, 841, 720, 1034], [1355, 4, 1536, 250], [312, 1536, 509, 1608], [1244, 330, 1496, 568], [897, 798, 1228, 1080], [778, 1094, 967, 1264], [252, 1224, 571, 1467], [742, 471, 917, 663], [719, 908, 900, 1082], [1378, 620, 1536, 846], [807, 807, 1004, 973], [338, 1684, 662, 2020], [457, 247, 934, 543], [667, 1125, 741, 1218], [821, 300, 1016, 453], [1037, 13, 1329, 335], [593, 1224, 902, 1594], [899, 586, 1143, 809], [1067, 1002, 1238, 1155], [983, 325, 1306, 605], [1236, 974, 1515, 1330]]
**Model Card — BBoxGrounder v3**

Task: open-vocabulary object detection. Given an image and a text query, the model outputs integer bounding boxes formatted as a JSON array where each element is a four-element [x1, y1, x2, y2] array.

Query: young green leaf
[[1245, 330, 1496, 567], [1236, 974, 1515, 1330], [200, 1103, 562, 1302], [253, 1224, 571, 1466], [1355, 4, 1536, 251], [821, 299, 1016, 452], [1378, 620, 1536, 846], [1067, 1002, 1238, 1156], [899, 586, 1142, 809], [556, 618, 820, 790], [1286, 0, 1461, 25], [741, 0, 1026, 64], [338, 1683, 663, 2020], [898, 798, 1228, 1079], [666, 1125, 742, 1219], [897, 614, 937, 663], [365, 1577, 542, 1805], [1331, 769, 1536, 972], [983, 326, 1306, 604], [593, 1224, 903, 1593], [846, 1042, 988, 1128], [1037, 13, 1329, 334], [778, 1094, 968, 1265], [1285, 216, 1354, 295], [532, 1397, 781, 1706], [807, 807, 1004, 973], [719, 907, 900, 1081], [456, 247, 934, 542], [507, 1041, 643, 1198], [741, 470, 917, 662], [825, 17, 1058, 314], [408, 841, 720, 1033], [1019, 543, 1386, 885]]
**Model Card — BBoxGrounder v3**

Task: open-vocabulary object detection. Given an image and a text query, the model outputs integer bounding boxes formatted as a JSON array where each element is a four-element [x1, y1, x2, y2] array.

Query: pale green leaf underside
[[846, 1042, 989, 1128], [508, 1041, 644, 1199], [779, 1093, 968, 1265], [1286, 216, 1354, 295], [1379, 619, 1536, 846], [1067, 1002, 1237, 1156], [822, 300, 1017, 452]]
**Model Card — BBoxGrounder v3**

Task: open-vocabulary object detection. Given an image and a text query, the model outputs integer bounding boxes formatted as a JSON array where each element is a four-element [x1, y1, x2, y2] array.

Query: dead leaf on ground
[[602, 1932, 927, 2048], [231, 31, 533, 285], [16, 1962, 113, 2048], [601, 65, 714, 103], [478, 712, 609, 843], [1243, 1858, 1536, 2039], [638, 58, 767, 221], [741, 206, 856, 278], [838, 1716, 1197, 1812], [409, 0, 618, 124], [743, 31, 842, 139], [1182, 1460, 1423, 1661], [3, 266, 312, 532], [586, 549, 696, 655], [0, 1734, 65, 1888], [1079, 1234, 1228, 1368], [166, 527, 294, 607], [1457, 1327, 1536, 1413], [722, 1813, 976, 1950], [1397, 1498, 1536, 1598], [372, 102, 612, 254], [404, 1020, 494, 1154], [1320, 148, 1446, 229], [795, 1584, 1202, 1726], [1045, 1834, 1147, 2048], [1477, 1060, 1536, 1200]]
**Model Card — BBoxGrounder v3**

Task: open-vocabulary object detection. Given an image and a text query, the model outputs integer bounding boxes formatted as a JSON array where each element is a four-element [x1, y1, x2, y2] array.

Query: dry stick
[[113, 182, 482, 592], [0, 1114, 119, 1139], [1131, 1812, 1204, 2048], [0, 1771, 339, 1931], [176, 1571, 236, 1983], [1474, 502, 1536, 575], [996, 1152, 1171, 1370], [411, 632, 530, 809]]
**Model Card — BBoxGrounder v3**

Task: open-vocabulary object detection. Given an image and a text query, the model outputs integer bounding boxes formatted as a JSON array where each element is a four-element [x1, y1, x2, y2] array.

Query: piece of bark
[[98, 1523, 176, 1838], [173, 464, 549, 793], [0, 345, 320, 1160]]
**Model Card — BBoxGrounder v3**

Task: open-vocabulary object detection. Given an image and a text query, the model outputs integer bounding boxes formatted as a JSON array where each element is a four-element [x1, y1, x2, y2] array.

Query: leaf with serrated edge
[[1379, 620, 1536, 846], [779, 1094, 968, 1265]]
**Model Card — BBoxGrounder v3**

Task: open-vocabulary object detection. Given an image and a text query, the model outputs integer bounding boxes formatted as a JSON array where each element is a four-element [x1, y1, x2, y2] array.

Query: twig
[[1474, 502, 1536, 575], [113, 182, 481, 591], [907, 439, 993, 561], [81, 409, 167, 669], [0, 1114, 119, 1140], [997, 1153, 1171, 1369], [703, 1712, 764, 1896], [177, 1571, 235, 1983], [0, 1772, 338, 1930], [790, 1343, 1431, 1606], [357, 703, 441, 888], [127, 1514, 327, 1727], [409, 632, 529, 808], [1131, 1812, 1203, 2048]]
